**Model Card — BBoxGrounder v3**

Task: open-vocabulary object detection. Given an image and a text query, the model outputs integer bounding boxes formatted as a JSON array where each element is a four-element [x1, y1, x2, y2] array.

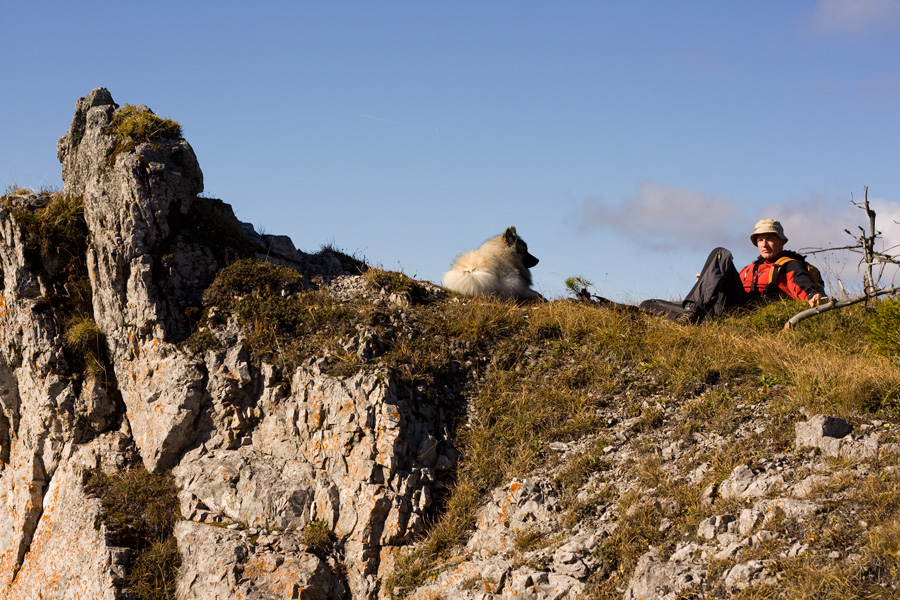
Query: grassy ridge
[[384, 294, 900, 596], [188, 263, 900, 597]]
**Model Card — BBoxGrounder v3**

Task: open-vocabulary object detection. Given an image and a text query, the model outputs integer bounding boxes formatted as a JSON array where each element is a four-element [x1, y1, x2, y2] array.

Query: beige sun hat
[[750, 219, 788, 246]]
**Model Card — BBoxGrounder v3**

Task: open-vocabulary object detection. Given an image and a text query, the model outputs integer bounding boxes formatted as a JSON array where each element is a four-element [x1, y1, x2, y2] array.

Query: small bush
[[109, 105, 182, 154], [183, 328, 221, 354], [564, 275, 593, 299], [870, 297, 900, 357], [301, 519, 336, 555], [202, 258, 303, 308]]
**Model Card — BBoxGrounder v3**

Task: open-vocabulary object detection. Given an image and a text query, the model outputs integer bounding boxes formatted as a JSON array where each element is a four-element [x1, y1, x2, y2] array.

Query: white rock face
[[624, 551, 705, 600], [4, 435, 134, 600], [0, 184, 125, 596], [58, 88, 207, 473], [175, 520, 342, 600], [0, 88, 456, 599]]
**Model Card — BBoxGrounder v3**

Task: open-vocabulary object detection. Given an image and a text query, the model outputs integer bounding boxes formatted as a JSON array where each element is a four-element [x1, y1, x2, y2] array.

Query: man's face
[[756, 233, 785, 260]]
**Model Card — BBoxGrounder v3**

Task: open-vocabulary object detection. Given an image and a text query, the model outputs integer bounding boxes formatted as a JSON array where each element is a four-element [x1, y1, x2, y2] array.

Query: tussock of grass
[[84, 467, 181, 600], [65, 317, 112, 383], [109, 104, 182, 154], [363, 267, 420, 295], [65, 317, 103, 350], [200, 258, 357, 375], [301, 519, 336, 555]]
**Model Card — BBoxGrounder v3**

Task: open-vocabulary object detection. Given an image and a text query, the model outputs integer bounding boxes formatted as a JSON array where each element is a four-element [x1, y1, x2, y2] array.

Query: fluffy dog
[[442, 226, 541, 299]]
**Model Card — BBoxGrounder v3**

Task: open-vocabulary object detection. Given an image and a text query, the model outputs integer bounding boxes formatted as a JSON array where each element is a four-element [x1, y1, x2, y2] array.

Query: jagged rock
[[505, 569, 582, 598], [3, 432, 135, 599], [723, 559, 778, 589], [795, 414, 853, 457], [55, 88, 208, 471], [790, 474, 833, 498], [796, 414, 853, 442], [718, 464, 784, 500], [757, 497, 821, 523], [175, 521, 342, 599], [794, 414, 896, 460], [713, 530, 777, 561], [738, 508, 765, 535], [174, 366, 446, 597], [1, 89, 456, 600], [467, 478, 560, 556], [696, 514, 736, 540], [623, 551, 705, 600], [0, 190, 103, 593]]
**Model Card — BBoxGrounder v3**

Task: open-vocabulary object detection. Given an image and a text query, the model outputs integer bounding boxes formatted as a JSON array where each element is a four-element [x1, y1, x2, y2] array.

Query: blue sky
[[2, 1, 899, 301]]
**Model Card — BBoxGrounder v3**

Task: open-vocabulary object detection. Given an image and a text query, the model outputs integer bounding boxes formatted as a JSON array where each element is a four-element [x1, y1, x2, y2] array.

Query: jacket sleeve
[[780, 261, 825, 301]]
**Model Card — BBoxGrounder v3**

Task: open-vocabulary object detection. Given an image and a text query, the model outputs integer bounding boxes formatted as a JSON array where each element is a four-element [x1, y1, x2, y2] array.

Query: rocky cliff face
[[0, 89, 456, 599]]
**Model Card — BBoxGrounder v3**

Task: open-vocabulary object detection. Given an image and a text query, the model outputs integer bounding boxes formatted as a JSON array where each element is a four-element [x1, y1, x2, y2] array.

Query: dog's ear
[[503, 226, 518, 246]]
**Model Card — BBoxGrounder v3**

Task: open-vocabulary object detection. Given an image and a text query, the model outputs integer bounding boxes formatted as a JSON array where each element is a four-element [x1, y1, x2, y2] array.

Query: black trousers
[[639, 247, 749, 322]]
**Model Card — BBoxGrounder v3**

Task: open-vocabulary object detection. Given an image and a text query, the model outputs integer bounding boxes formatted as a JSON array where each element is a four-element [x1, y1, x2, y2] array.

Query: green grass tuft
[[109, 105, 182, 154], [301, 519, 336, 555]]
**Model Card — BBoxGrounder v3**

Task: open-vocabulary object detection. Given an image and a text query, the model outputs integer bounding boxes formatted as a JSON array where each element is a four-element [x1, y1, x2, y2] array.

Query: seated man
[[640, 219, 825, 323]]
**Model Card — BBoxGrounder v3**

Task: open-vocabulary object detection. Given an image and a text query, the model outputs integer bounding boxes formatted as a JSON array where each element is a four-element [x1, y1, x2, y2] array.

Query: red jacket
[[739, 252, 824, 301]]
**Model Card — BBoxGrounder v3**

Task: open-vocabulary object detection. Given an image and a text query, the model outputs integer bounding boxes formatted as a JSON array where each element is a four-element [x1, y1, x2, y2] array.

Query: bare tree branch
[[785, 285, 900, 330], [783, 186, 900, 328]]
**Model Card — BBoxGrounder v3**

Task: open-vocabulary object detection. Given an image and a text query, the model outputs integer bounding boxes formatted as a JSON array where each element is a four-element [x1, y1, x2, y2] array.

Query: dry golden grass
[[384, 296, 900, 596]]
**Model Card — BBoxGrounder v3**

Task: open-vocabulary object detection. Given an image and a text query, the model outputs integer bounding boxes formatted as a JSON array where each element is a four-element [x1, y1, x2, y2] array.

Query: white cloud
[[572, 182, 900, 294], [572, 181, 744, 251], [809, 0, 900, 37]]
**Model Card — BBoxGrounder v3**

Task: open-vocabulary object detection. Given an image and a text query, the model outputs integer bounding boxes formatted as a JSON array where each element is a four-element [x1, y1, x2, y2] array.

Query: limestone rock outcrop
[[0, 88, 454, 599]]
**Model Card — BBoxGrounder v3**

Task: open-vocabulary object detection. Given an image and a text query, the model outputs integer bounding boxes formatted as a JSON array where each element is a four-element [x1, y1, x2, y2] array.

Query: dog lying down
[[442, 226, 541, 300]]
